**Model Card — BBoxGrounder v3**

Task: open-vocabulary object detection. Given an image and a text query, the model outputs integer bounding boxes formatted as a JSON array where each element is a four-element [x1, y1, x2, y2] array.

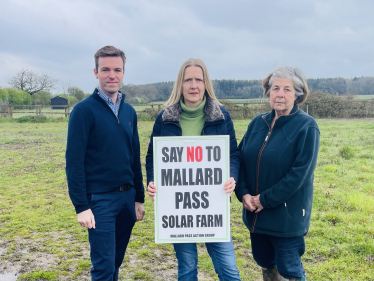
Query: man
[[66, 45, 145, 281]]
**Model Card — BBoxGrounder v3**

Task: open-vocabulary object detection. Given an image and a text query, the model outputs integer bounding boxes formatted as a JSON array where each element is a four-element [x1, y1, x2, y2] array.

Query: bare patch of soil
[[0, 232, 90, 280], [0, 233, 221, 280]]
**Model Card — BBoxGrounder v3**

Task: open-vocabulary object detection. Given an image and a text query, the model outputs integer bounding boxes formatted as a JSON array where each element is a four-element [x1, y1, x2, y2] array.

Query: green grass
[[19, 270, 59, 280], [0, 119, 373, 280], [356, 95, 374, 100]]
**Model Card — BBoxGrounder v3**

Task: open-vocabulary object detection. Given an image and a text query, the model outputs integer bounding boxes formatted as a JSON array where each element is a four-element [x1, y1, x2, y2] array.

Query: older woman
[[235, 66, 319, 281], [146, 58, 241, 281]]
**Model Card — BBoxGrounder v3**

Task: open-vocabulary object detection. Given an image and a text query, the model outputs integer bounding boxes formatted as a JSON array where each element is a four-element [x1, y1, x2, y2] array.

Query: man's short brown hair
[[94, 46, 126, 71]]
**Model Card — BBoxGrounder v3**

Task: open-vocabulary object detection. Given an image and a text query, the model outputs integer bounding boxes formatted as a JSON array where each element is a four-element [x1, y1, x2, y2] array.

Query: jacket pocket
[[285, 188, 304, 223], [255, 204, 289, 233], [242, 208, 255, 230], [87, 193, 100, 210], [87, 194, 94, 205]]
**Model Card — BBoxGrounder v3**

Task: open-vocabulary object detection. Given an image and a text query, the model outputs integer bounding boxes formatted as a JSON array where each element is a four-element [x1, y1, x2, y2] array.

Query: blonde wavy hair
[[164, 58, 221, 107]]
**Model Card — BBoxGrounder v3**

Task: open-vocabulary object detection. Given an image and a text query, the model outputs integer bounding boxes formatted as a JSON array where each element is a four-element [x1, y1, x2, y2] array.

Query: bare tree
[[9, 68, 58, 95], [67, 86, 85, 101], [60, 81, 71, 95]]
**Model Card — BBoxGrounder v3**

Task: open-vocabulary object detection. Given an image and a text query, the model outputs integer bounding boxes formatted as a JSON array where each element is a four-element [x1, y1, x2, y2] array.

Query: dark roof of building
[[51, 96, 68, 101]]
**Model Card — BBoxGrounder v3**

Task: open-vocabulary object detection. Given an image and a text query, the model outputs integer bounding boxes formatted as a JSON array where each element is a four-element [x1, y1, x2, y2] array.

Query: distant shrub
[[32, 91, 52, 105], [67, 86, 86, 101], [67, 95, 79, 105], [45, 116, 68, 123], [301, 91, 374, 118], [0, 88, 9, 101], [339, 145, 354, 159], [7, 88, 32, 105], [17, 115, 48, 123], [132, 92, 374, 121], [220, 100, 271, 120], [16, 115, 68, 123], [137, 108, 160, 121], [133, 97, 146, 104], [136, 100, 272, 120]]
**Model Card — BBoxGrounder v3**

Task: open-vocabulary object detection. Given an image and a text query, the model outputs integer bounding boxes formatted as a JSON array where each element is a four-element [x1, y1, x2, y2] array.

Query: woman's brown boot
[[262, 265, 287, 281]]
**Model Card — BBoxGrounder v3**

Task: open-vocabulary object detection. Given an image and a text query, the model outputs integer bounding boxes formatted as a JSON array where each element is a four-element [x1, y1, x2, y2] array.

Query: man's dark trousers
[[87, 188, 136, 281]]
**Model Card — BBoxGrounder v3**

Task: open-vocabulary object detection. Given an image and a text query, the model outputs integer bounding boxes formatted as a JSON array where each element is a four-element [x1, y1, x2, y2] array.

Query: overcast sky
[[0, 0, 373, 93]]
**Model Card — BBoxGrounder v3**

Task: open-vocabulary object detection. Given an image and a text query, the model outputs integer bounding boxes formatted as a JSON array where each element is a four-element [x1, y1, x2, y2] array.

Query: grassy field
[[356, 95, 374, 100], [0, 118, 373, 280]]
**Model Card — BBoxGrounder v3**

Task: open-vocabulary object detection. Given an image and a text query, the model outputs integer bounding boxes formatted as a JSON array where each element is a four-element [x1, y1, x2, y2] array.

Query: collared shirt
[[97, 87, 122, 117]]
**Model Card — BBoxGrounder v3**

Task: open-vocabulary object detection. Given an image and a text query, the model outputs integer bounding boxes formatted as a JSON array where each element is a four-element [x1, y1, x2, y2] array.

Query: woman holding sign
[[146, 58, 241, 281], [235, 66, 320, 281]]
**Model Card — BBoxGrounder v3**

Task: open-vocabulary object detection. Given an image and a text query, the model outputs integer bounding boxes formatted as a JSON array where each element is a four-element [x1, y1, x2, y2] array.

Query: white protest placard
[[153, 135, 230, 243]]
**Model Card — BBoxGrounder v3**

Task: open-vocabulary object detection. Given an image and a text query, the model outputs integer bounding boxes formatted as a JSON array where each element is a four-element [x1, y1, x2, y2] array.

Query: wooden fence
[[1, 105, 71, 118]]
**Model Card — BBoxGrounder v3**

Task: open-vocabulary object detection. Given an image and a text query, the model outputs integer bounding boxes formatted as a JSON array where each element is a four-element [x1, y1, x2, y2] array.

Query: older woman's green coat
[[235, 105, 320, 237]]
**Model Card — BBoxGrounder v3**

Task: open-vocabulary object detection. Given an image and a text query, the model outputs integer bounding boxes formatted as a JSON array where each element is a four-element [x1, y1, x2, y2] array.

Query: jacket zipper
[[113, 112, 120, 124], [250, 118, 276, 233], [109, 101, 122, 124], [99, 98, 122, 124], [114, 100, 122, 124]]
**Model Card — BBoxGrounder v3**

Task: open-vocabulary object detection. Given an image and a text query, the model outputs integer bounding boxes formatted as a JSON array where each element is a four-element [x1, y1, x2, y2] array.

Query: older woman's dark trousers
[[250, 232, 306, 279], [87, 188, 136, 281]]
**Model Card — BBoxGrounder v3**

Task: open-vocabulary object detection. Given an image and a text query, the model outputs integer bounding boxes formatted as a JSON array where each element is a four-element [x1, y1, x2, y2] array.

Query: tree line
[[0, 68, 373, 106], [0, 69, 90, 105], [121, 76, 374, 104], [0, 87, 90, 106]]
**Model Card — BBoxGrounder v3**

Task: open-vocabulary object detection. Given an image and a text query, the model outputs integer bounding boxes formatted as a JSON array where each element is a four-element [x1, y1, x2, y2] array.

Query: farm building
[[51, 96, 68, 109]]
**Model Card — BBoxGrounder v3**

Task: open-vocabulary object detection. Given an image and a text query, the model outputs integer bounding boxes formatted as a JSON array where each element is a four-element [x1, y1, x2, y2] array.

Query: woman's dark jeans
[[250, 232, 306, 279]]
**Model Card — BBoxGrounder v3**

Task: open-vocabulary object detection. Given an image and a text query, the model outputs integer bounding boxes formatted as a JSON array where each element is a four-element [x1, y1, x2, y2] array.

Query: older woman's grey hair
[[262, 66, 310, 105]]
